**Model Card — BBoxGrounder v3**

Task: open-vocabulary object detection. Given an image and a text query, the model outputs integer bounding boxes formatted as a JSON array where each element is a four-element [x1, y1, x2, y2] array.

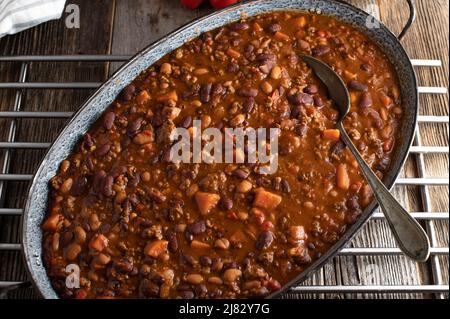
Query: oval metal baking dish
[[21, 0, 418, 299]]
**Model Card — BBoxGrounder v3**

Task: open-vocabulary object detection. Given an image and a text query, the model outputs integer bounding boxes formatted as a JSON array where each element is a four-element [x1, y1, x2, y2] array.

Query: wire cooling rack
[[0, 55, 448, 298]]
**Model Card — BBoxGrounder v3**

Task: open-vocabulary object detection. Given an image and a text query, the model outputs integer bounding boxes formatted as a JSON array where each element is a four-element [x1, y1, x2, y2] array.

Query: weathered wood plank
[[0, 0, 116, 298]]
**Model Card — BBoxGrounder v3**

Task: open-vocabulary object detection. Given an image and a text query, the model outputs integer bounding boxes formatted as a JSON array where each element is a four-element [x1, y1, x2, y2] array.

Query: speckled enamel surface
[[22, 0, 417, 299]]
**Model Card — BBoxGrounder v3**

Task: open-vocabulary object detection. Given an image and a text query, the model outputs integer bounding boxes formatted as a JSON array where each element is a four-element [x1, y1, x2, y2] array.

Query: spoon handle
[[337, 122, 430, 262]]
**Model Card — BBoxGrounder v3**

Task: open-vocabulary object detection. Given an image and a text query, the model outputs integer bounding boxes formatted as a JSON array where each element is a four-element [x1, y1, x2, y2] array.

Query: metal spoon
[[300, 54, 430, 262]]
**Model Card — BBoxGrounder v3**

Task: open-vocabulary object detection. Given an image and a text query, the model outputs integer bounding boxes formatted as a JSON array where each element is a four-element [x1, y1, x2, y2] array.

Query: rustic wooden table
[[0, 0, 448, 299]]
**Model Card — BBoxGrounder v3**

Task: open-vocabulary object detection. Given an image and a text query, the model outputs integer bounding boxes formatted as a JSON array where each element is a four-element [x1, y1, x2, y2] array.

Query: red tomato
[[181, 0, 204, 9], [209, 0, 238, 9]]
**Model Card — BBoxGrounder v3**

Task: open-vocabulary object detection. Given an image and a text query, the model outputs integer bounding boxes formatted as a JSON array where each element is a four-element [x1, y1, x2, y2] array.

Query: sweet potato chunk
[[89, 234, 109, 252], [195, 191, 220, 215], [323, 129, 340, 141], [253, 188, 282, 210], [289, 226, 306, 243], [42, 214, 62, 232], [157, 90, 178, 102], [144, 240, 168, 258], [336, 163, 350, 190]]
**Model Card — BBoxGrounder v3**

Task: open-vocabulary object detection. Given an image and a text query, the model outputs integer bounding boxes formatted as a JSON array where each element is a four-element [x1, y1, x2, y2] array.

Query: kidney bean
[[84, 134, 96, 150], [200, 83, 212, 103], [303, 84, 318, 94], [148, 188, 166, 203], [211, 83, 224, 96], [227, 62, 239, 72], [195, 284, 208, 298], [115, 258, 134, 273], [102, 176, 114, 197], [200, 255, 212, 267], [103, 112, 115, 130], [180, 290, 195, 299], [219, 197, 233, 211], [122, 84, 135, 101], [255, 231, 274, 250], [71, 176, 87, 196], [288, 92, 313, 106], [233, 168, 249, 179], [256, 53, 277, 64], [360, 63, 372, 72], [233, 22, 249, 31], [313, 96, 324, 107], [186, 220, 206, 235], [358, 92, 373, 108], [312, 45, 330, 56], [94, 143, 111, 157], [267, 23, 281, 33], [238, 87, 258, 97], [243, 97, 255, 113], [348, 80, 368, 92], [127, 118, 143, 136], [65, 243, 81, 261]]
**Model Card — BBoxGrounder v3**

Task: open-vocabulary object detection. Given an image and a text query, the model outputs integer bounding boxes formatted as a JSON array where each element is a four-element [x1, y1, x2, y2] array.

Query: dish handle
[[398, 0, 416, 40]]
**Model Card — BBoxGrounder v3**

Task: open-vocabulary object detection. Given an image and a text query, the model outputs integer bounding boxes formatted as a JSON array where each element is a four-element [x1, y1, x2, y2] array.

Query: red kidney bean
[[148, 188, 167, 203], [256, 53, 277, 64], [288, 92, 313, 106], [227, 62, 239, 72], [211, 83, 224, 96], [122, 84, 135, 101], [313, 96, 324, 107], [233, 22, 249, 31], [303, 84, 318, 94], [348, 80, 368, 92], [267, 23, 281, 33], [83, 133, 95, 149], [200, 83, 212, 103], [70, 176, 87, 196], [127, 118, 143, 136], [360, 63, 372, 72], [102, 176, 114, 197], [219, 197, 233, 211], [311, 45, 330, 56], [94, 143, 111, 157], [181, 115, 192, 128], [358, 92, 373, 108], [186, 220, 206, 235], [233, 168, 249, 179], [295, 124, 308, 137], [238, 87, 258, 97], [255, 231, 274, 250], [243, 97, 255, 113], [103, 112, 115, 130]]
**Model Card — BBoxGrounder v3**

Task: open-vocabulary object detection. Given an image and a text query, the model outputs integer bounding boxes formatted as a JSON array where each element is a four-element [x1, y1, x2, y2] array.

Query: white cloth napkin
[[0, 0, 66, 38]]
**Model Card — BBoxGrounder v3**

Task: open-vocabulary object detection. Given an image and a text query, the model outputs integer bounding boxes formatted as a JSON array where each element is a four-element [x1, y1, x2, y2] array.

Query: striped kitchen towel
[[0, 0, 66, 38]]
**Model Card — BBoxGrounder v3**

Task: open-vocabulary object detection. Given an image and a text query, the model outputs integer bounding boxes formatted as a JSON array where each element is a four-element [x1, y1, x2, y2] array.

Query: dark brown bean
[[200, 255, 212, 267], [219, 197, 233, 211], [70, 176, 87, 196], [281, 180, 291, 193], [148, 188, 167, 203], [211, 83, 224, 96], [255, 231, 274, 250], [180, 290, 195, 299], [181, 116, 192, 128], [238, 87, 258, 97], [95, 143, 111, 157], [360, 63, 372, 72], [195, 284, 208, 298], [358, 92, 373, 108], [102, 176, 114, 197], [200, 83, 212, 103], [227, 62, 239, 72], [348, 80, 368, 92], [114, 258, 134, 273], [186, 220, 206, 235], [243, 97, 255, 113], [295, 124, 308, 137], [311, 45, 330, 56], [103, 112, 115, 130]]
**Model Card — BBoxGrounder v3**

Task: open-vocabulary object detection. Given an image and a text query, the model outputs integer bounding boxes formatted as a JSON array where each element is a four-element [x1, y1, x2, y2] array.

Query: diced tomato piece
[[323, 129, 340, 141], [254, 188, 282, 210], [42, 214, 62, 232], [89, 234, 109, 252], [195, 191, 220, 215], [144, 240, 168, 258]]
